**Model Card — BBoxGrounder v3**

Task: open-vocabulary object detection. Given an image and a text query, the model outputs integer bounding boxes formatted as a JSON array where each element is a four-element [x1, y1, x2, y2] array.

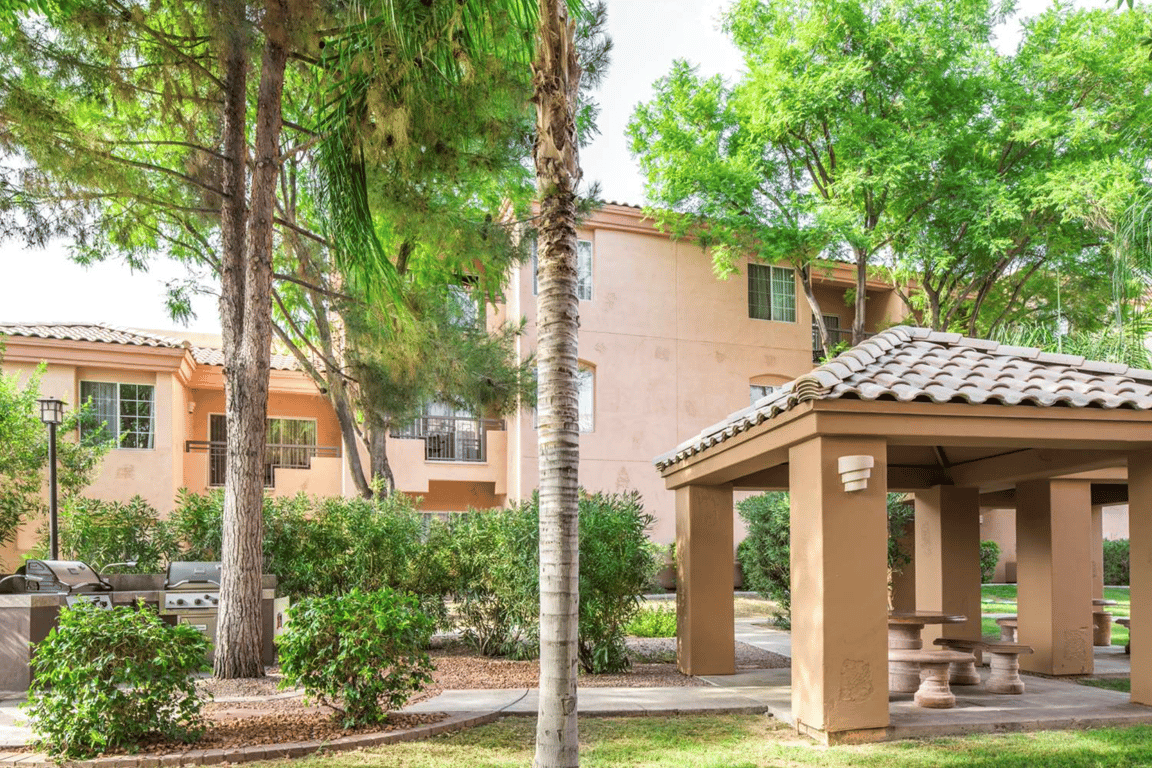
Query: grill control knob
[[194, 598, 202, 606], [176, 598, 186, 606], [210, 597, 218, 605]]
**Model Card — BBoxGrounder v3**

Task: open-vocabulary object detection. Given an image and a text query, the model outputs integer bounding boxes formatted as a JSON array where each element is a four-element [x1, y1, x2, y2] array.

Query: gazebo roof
[[655, 326, 1152, 472]]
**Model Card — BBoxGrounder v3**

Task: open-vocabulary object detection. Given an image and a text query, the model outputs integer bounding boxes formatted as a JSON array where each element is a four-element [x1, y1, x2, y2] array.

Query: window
[[750, 385, 778, 405], [535, 365, 594, 433], [79, 381, 155, 449], [532, 238, 593, 301], [448, 284, 480, 329], [208, 414, 317, 487], [748, 264, 796, 322]]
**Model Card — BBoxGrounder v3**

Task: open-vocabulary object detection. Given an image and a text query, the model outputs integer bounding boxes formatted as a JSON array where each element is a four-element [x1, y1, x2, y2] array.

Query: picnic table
[[888, 611, 966, 693]]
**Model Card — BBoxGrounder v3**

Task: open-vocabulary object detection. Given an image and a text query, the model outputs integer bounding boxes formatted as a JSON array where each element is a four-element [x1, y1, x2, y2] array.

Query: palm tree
[[531, 3, 583, 765]]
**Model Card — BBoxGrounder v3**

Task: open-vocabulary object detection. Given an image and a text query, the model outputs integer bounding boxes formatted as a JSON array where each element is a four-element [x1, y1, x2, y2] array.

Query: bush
[[35, 495, 177, 573], [1104, 538, 1130, 586], [23, 601, 209, 759], [979, 540, 1001, 583], [625, 605, 677, 638], [278, 588, 435, 727], [738, 492, 917, 628], [167, 488, 225, 561]]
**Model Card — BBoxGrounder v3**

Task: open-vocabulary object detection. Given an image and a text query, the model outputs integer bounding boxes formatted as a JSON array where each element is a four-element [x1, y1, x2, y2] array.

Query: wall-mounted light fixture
[[838, 455, 875, 493], [188, 402, 196, 414]]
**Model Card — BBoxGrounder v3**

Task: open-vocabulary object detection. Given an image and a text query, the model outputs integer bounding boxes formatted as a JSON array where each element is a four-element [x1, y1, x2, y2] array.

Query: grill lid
[[22, 560, 111, 593], [165, 561, 222, 589]]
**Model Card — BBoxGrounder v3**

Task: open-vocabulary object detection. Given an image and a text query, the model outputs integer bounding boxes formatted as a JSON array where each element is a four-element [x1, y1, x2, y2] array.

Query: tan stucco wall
[[980, 507, 1017, 583]]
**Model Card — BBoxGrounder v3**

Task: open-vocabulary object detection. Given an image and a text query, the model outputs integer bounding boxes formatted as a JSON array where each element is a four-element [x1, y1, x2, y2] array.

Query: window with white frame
[[535, 365, 595, 433], [747, 264, 796, 322], [532, 238, 593, 301], [79, 381, 155, 449]]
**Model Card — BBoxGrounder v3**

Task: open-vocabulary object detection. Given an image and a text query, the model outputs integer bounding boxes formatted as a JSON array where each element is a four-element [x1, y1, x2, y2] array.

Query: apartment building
[[0, 203, 906, 563]]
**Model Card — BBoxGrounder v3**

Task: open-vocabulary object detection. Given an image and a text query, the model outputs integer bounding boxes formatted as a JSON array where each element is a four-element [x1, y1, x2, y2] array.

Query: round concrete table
[[888, 611, 966, 693], [1093, 599, 1119, 646]]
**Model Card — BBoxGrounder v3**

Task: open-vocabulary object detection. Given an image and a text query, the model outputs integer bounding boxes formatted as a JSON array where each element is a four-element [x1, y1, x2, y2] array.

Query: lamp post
[[38, 397, 64, 560]]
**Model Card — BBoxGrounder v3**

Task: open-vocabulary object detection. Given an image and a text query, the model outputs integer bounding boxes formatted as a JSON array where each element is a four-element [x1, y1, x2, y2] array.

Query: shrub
[[575, 491, 660, 673], [738, 492, 917, 627], [736, 492, 791, 627], [626, 605, 677, 638], [448, 507, 529, 656], [167, 488, 225, 561], [979, 540, 1001, 583], [23, 601, 209, 759], [278, 588, 435, 727], [35, 495, 177, 573], [1104, 538, 1130, 586]]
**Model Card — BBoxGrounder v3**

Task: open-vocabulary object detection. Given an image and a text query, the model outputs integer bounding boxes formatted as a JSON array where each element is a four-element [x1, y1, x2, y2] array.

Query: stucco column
[[915, 487, 982, 648], [1129, 451, 1152, 704], [1015, 480, 1093, 675], [675, 484, 735, 676], [789, 436, 889, 744], [1092, 504, 1104, 601]]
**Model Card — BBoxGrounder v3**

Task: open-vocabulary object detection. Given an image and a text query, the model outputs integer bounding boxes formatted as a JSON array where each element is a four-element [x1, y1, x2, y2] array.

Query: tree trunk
[[368, 419, 396, 495], [215, 0, 289, 679], [532, 2, 582, 766], [798, 264, 829, 360], [852, 246, 868, 345]]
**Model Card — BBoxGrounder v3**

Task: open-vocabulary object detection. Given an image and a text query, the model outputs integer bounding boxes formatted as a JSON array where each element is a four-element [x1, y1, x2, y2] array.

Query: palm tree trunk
[[532, 2, 582, 766], [215, 0, 289, 679]]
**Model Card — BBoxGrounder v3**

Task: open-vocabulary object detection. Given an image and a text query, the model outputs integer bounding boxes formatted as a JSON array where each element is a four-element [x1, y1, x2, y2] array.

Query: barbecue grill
[[160, 561, 222, 654], [21, 559, 114, 607]]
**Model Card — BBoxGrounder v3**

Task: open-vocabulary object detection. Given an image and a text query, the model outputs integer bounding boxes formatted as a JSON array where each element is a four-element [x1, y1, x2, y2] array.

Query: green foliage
[[278, 588, 434, 728], [979, 541, 1002, 584], [991, 319, 1152, 370], [0, 358, 111, 566], [23, 601, 208, 759], [448, 491, 658, 673], [1104, 539, 1131, 586], [738, 492, 915, 626], [34, 495, 177, 573], [166, 488, 225, 562], [735, 492, 792, 627], [625, 605, 677, 639]]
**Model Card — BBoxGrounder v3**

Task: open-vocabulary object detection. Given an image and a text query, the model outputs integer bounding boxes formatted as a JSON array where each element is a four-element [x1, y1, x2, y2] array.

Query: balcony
[[391, 416, 505, 463], [812, 326, 871, 363], [185, 440, 342, 488]]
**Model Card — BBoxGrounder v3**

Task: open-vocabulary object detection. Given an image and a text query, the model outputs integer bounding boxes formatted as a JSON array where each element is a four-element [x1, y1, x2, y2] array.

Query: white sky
[[0, 0, 1086, 335]]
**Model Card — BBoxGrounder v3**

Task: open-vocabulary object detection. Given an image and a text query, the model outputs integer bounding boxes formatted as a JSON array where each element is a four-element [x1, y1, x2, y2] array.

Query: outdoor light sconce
[[37, 397, 64, 425], [838, 455, 874, 493]]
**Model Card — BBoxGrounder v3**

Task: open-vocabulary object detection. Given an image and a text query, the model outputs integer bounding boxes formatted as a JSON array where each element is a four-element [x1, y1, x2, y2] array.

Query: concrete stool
[[1094, 611, 1113, 646], [996, 617, 1017, 643], [983, 642, 1033, 694], [890, 649, 975, 708], [1116, 617, 1131, 654], [931, 638, 983, 685]]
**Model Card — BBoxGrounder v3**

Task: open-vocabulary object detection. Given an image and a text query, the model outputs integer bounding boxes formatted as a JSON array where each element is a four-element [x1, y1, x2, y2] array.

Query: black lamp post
[[37, 397, 64, 560]]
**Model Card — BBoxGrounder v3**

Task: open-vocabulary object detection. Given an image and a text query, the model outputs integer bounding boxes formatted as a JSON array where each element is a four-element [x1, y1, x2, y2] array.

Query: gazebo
[[654, 326, 1152, 744]]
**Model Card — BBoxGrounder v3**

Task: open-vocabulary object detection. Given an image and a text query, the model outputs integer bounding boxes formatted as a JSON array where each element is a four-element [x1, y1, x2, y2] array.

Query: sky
[[0, 0, 1085, 335]]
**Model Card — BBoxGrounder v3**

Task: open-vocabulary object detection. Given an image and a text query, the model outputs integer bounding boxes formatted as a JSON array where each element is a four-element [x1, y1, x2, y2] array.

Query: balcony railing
[[185, 440, 341, 487], [391, 416, 505, 463], [812, 326, 872, 363]]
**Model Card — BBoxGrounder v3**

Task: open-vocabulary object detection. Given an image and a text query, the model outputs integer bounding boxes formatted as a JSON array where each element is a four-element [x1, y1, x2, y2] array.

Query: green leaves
[[23, 601, 209, 759], [277, 587, 435, 728]]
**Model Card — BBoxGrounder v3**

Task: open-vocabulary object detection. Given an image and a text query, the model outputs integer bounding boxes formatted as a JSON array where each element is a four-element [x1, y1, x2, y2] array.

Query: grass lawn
[[981, 585, 1130, 647], [252, 715, 1152, 768]]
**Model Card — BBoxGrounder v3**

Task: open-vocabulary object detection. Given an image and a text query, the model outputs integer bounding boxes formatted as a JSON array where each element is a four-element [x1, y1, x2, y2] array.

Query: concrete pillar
[[1092, 504, 1104, 600], [914, 487, 982, 648], [889, 508, 916, 612], [789, 436, 889, 744], [675, 484, 734, 676], [1015, 480, 1093, 675], [1129, 451, 1152, 704]]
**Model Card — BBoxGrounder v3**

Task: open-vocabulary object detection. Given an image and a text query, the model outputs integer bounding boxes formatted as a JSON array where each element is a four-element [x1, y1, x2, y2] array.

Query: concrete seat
[[1094, 611, 1114, 646], [928, 638, 982, 685], [995, 616, 1017, 643], [889, 649, 976, 708], [981, 642, 1034, 694], [1116, 617, 1131, 655]]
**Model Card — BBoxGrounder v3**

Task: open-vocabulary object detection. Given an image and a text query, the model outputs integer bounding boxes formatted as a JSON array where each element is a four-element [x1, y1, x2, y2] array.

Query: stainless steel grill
[[21, 559, 113, 607], [160, 562, 221, 654]]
